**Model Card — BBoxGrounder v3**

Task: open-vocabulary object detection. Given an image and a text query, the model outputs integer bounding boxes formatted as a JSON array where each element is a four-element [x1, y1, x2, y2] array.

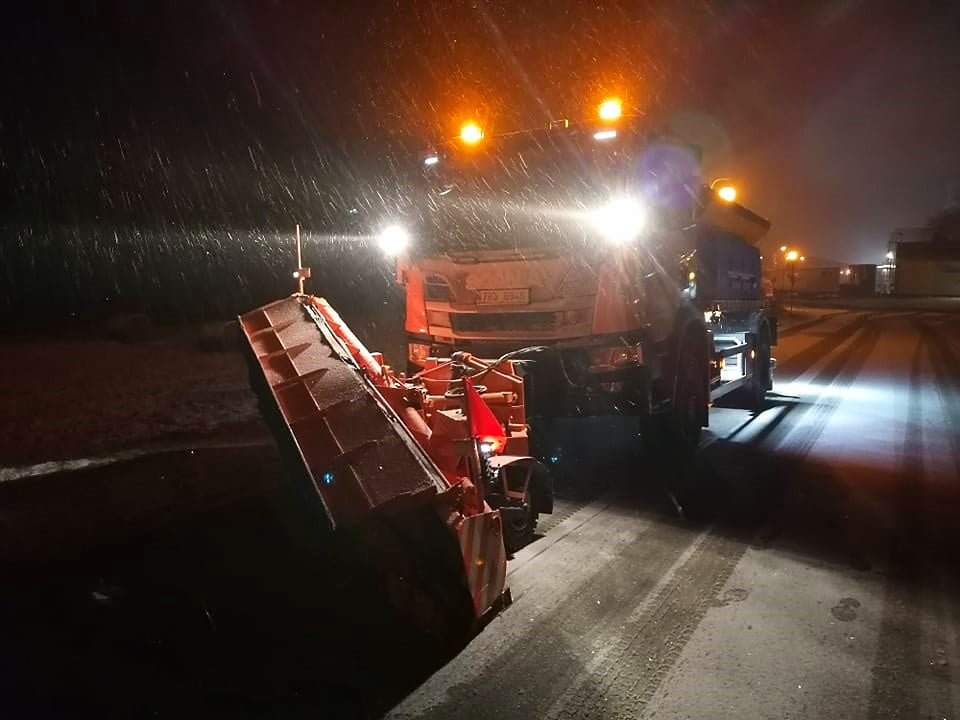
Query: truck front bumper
[[407, 333, 656, 418]]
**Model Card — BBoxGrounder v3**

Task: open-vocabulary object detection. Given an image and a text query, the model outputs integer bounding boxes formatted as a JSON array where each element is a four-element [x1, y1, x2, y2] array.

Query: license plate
[[476, 288, 530, 306]]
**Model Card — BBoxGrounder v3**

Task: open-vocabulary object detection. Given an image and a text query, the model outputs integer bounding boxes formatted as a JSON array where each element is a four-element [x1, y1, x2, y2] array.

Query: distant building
[[764, 265, 842, 296], [879, 227, 935, 294], [894, 243, 960, 296], [889, 227, 934, 247], [839, 264, 877, 297]]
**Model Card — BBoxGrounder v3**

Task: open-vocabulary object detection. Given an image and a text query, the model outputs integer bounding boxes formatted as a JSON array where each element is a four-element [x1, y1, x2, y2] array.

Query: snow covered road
[[389, 310, 960, 720]]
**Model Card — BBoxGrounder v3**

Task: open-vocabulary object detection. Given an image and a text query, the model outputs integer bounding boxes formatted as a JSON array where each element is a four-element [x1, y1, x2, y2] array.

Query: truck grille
[[424, 275, 451, 301], [450, 312, 560, 333]]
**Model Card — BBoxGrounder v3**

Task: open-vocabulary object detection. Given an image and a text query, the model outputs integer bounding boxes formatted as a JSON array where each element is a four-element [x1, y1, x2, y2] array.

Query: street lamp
[[781, 248, 805, 312]]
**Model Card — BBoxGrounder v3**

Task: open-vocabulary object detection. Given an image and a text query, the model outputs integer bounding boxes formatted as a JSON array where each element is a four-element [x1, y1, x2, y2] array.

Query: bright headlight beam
[[590, 197, 646, 245], [377, 225, 411, 255], [593, 129, 617, 141]]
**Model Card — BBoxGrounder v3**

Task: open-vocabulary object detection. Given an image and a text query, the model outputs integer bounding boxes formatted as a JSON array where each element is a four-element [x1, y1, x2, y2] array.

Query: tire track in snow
[[775, 312, 872, 380], [483, 322, 888, 719], [777, 309, 849, 339], [866, 332, 929, 720], [908, 319, 960, 714], [547, 526, 747, 720], [401, 511, 706, 720], [763, 314, 883, 455]]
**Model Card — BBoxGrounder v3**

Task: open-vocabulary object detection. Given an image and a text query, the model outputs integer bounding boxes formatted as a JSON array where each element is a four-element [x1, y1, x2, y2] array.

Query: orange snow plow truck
[[239, 291, 553, 637], [376, 103, 776, 453]]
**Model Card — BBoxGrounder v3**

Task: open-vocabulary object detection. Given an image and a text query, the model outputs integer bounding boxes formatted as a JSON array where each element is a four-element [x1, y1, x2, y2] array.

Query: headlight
[[377, 224, 411, 255], [590, 197, 646, 245]]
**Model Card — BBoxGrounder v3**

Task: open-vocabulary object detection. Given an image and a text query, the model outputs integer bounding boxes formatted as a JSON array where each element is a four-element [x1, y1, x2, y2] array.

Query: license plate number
[[477, 288, 530, 306]]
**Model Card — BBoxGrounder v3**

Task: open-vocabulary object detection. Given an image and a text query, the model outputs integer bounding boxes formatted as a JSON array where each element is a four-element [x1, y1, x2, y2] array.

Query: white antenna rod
[[292, 223, 311, 294], [295, 223, 303, 294]]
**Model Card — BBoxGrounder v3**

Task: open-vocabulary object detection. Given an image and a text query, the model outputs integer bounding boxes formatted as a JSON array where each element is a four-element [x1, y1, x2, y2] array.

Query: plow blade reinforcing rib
[[239, 295, 447, 530]]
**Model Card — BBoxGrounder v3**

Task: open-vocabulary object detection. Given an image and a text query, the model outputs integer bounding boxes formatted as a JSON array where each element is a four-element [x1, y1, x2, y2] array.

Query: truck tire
[[668, 329, 708, 453], [728, 323, 772, 412], [502, 498, 539, 554], [747, 324, 772, 410]]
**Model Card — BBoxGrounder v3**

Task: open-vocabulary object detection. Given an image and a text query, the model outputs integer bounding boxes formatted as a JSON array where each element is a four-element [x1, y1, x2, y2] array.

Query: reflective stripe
[[456, 511, 507, 616]]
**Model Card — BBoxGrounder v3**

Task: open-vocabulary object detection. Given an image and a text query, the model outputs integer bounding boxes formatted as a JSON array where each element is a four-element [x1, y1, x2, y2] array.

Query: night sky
[[3, 1, 959, 263]]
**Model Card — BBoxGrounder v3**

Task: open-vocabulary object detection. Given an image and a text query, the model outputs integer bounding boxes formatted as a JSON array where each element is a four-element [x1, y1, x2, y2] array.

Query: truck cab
[[375, 110, 775, 450]]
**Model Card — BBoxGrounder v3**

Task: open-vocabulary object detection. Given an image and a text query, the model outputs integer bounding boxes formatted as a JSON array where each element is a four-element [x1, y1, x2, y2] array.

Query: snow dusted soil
[[0, 316, 463, 718], [0, 329, 264, 469]]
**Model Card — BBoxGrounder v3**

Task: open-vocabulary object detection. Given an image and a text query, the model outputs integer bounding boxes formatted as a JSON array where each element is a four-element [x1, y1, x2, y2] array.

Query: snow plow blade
[[239, 295, 445, 530], [238, 293, 512, 633]]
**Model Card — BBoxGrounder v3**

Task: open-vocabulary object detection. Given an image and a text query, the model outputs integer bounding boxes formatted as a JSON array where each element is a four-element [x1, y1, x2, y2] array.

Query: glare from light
[[717, 185, 737, 202], [800, 255, 806, 261], [423, 155, 440, 166], [593, 129, 617, 141], [780, 245, 787, 252], [886, 251, 894, 260], [590, 197, 646, 245], [777, 380, 878, 402], [460, 123, 484, 144], [598, 98, 622, 121], [785, 250, 799, 262], [377, 225, 411, 255], [480, 436, 501, 453]]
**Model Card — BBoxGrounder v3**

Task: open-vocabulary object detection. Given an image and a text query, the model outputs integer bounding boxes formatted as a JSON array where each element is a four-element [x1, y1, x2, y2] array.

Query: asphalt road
[[389, 309, 960, 720]]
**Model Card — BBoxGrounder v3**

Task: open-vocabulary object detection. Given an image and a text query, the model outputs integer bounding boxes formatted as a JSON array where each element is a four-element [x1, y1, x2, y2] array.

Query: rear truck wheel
[[748, 324, 772, 410], [657, 329, 708, 454], [670, 332, 707, 452], [729, 323, 772, 412]]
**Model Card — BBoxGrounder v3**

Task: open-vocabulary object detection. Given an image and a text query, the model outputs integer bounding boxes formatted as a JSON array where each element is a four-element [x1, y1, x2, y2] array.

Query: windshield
[[414, 125, 702, 254], [428, 126, 641, 201]]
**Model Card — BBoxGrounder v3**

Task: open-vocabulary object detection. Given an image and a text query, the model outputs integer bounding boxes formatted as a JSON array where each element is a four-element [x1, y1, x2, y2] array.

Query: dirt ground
[[0, 329, 263, 469], [0, 311, 448, 718]]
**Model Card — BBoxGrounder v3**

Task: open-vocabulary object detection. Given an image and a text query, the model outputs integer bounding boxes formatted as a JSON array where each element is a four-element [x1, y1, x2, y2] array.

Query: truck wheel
[[747, 325, 772, 410], [502, 487, 539, 554], [670, 332, 707, 452], [731, 324, 771, 411]]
